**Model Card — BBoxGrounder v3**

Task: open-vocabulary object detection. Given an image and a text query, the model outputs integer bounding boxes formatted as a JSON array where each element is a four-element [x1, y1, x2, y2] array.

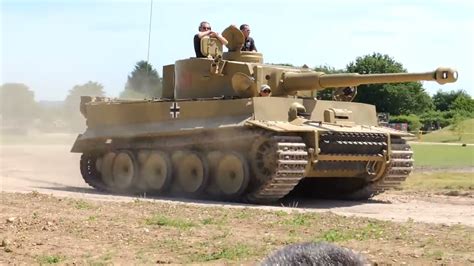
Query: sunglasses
[[202, 26, 211, 30]]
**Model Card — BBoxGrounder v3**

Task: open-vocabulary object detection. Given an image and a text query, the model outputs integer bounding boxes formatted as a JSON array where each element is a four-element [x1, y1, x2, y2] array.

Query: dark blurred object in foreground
[[261, 242, 368, 266]]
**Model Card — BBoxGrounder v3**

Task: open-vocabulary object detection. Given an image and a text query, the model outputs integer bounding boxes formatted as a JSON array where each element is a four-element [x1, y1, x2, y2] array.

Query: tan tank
[[71, 25, 458, 203]]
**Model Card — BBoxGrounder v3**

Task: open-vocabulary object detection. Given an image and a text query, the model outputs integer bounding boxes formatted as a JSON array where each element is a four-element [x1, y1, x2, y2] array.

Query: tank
[[71, 25, 458, 203]]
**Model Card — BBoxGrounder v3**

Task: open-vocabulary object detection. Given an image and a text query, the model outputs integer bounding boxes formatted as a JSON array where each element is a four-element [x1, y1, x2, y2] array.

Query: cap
[[260, 84, 271, 93]]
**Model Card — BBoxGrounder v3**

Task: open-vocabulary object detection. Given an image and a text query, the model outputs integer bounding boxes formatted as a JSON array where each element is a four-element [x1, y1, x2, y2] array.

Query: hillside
[[420, 118, 474, 144]]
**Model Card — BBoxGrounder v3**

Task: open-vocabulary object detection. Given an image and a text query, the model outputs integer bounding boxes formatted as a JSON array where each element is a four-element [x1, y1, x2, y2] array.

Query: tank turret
[[163, 25, 457, 100]]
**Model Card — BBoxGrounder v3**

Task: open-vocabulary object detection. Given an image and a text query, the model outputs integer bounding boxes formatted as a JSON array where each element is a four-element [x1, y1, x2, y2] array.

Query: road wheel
[[100, 152, 116, 188], [215, 152, 249, 199], [141, 151, 172, 192], [174, 151, 208, 195], [112, 151, 137, 191]]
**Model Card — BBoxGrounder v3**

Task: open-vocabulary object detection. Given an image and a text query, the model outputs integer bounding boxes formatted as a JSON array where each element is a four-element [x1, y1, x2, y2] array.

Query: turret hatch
[[222, 25, 245, 51]]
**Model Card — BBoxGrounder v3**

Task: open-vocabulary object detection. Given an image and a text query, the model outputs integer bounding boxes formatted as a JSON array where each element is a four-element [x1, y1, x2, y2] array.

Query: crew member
[[259, 84, 271, 96], [194, 21, 228, 57], [240, 24, 257, 52]]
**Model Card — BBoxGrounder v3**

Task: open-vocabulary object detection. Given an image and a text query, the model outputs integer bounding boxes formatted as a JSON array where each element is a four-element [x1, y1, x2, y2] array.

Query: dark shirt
[[194, 34, 205, 58], [242, 37, 257, 52]]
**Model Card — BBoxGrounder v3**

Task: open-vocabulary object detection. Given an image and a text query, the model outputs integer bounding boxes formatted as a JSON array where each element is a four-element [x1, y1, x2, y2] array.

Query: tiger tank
[[71, 25, 458, 203]]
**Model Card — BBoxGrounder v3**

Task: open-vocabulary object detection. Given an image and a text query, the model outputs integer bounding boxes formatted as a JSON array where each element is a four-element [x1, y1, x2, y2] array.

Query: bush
[[419, 109, 473, 132], [442, 110, 472, 124], [419, 111, 450, 131], [389, 114, 421, 132], [450, 114, 469, 141]]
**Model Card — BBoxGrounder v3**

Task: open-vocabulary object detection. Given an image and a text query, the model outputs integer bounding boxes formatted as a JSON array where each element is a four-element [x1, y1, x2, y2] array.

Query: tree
[[346, 53, 433, 115], [119, 89, 149, 99], [380, 83, 434, 115], [448, 92, 474, 114], [450, 114, 467, 141], [0, 83, 38, 124], [122, 61, 162, 98], [64, 81, 105, 112], [37, 101, 67, 132], [432, 89, 471, 112], [419, 110, 450, 131], [63, 81, 105, 131]]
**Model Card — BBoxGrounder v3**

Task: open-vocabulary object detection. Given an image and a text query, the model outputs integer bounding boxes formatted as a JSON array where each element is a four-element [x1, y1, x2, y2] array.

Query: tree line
[[1, 53, 472, 133], [0, 60, 161, 132]]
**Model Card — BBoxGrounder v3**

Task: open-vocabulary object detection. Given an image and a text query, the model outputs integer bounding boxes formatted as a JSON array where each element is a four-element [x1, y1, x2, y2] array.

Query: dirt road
[[1, 144, 473, 226]]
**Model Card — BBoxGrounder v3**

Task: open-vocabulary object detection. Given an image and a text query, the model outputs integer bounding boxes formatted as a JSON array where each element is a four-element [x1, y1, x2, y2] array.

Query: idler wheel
[[80, 153, 106, 191], [215, 152, 249, 198], [141, 151, 172, 192], [174, 151, 208, 195], [112, 151, 137, 191], [100, 152, 116, 188]]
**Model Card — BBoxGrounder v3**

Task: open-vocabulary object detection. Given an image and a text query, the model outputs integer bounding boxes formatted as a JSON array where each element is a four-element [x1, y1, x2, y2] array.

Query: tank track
[[346, 136, 414, 199], [80, 154, 107, 192], [372, 137, 414, 190], [247, 136, 308, 203], [78, 131, 411, 203], [291, 134, 413, 200]]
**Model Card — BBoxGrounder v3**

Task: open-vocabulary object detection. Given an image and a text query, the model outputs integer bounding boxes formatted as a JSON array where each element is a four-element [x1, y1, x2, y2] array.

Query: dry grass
[[1, 192, 473, 264]]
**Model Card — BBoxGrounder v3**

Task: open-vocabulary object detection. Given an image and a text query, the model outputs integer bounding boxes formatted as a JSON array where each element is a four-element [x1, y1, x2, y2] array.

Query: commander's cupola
[[221, 25, 263, 63]]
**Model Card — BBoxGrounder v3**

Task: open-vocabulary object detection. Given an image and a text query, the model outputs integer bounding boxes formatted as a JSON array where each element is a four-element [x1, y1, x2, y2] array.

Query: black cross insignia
[[170, 102, 180, 118]]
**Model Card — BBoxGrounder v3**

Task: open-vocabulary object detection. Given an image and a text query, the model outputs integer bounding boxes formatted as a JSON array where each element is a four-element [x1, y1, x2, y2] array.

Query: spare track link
[[247, 135, 308, 203]]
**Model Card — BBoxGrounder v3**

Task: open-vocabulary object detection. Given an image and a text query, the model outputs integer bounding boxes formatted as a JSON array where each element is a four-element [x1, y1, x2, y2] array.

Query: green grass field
[[419, 119, 474, 144], [403, 172, 473, 191], [411, 143, 474, 167]]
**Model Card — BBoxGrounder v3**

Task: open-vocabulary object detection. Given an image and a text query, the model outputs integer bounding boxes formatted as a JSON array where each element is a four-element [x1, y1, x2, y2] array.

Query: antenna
[[142, 0, 154, 97], [146, 0, 153, 70]]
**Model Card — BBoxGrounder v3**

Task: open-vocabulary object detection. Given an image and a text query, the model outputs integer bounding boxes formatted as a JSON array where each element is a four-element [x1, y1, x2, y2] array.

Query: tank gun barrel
[[281, 67, 458, 93]]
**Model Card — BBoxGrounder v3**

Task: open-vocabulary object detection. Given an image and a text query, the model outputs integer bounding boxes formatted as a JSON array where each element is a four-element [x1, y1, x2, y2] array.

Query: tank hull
[[72, 97, 413, 203]]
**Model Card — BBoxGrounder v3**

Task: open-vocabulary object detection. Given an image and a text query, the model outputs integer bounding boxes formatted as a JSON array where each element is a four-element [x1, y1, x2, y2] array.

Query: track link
[[372, 137, 413, 191], [347, 137, 414, 199], [247, 136, 308, 203]]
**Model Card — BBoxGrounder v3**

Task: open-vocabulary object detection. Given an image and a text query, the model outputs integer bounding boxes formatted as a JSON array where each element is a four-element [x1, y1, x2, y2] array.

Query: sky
[[1, 0, 473, 101]]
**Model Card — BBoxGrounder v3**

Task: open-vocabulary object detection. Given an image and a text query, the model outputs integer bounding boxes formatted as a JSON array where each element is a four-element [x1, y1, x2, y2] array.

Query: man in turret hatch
[[259, 84, 271, 96], [240, 24, 257, 52], [194, 21, 228, 58]]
